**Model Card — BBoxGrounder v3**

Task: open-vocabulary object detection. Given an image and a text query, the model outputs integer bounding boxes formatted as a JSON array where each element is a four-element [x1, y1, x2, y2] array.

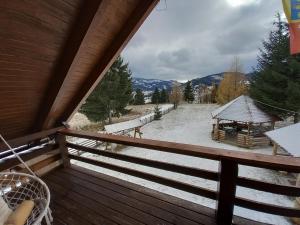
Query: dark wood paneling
[[0, 0, 82, 139]]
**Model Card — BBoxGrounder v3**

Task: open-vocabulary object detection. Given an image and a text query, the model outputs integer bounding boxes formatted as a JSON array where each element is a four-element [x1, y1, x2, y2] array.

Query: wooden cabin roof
[[0, 0, 158, 143]]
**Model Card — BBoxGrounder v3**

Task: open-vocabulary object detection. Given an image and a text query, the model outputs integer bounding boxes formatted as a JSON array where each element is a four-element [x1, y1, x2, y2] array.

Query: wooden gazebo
[[212, 95, 280, 147], [1, 2, 300, 225]]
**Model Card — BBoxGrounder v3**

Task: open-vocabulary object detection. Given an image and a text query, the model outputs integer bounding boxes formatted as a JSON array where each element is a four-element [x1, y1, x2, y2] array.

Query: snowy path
[[73, 104, 294, 225]]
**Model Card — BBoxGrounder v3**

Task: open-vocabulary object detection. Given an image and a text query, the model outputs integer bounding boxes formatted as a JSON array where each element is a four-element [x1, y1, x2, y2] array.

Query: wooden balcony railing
[[59, 129, 300, 225]]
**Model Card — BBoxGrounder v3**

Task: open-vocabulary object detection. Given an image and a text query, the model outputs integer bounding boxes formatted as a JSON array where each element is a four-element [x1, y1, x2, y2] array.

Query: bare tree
[[169, 83, 182, 109], [216, 57, 248, 104]]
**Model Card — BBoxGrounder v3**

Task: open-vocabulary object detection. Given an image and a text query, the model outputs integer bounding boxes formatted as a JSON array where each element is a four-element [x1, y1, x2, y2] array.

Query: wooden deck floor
[[43, 165, 268, 225]]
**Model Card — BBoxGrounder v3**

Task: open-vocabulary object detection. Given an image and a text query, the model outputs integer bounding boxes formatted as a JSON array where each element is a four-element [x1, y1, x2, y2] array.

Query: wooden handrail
[[60, 129, 300, 172]]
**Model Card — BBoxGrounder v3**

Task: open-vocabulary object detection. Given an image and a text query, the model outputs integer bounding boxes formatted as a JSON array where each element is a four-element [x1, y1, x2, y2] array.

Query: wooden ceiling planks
[[0, 0, 158, 144], [0, 0, 82, 140]]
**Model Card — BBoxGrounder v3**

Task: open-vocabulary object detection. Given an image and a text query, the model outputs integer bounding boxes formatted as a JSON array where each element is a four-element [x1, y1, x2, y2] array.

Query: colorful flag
[[282, 0, 300, 54]]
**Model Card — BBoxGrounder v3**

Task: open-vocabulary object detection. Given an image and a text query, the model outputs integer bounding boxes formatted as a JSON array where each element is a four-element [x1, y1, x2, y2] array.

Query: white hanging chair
[[0, 172, 51, 225], [0, 135, 52, 225]]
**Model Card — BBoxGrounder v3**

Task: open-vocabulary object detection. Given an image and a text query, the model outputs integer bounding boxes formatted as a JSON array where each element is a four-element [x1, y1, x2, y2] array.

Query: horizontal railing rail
[[60, 129, 300, 225], [0, 127, 63, 152], [67, 142, 219, 181], [60, 129, 300, 172]]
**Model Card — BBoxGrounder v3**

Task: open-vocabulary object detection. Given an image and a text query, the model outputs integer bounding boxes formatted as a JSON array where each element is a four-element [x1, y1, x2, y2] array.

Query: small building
[[211, 95, 279, 148], [265, 123, 300, 224], [265, 122, 300, 156]]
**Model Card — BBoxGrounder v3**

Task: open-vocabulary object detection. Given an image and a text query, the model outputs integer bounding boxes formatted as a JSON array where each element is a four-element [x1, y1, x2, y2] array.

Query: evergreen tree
[[154, 105, 162, 120], [250, 14, 300, 122], [133, 89, 145, 105], [184, 81, 195, 103], [159, 88, 168, 103], [151, 88, 160, 104], [80, 56, 132, 123]]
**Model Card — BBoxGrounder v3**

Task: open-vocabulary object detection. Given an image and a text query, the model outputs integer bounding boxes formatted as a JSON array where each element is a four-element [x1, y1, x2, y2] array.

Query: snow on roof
[[211, 95, 275, 123], [265, 123, 300, 156]]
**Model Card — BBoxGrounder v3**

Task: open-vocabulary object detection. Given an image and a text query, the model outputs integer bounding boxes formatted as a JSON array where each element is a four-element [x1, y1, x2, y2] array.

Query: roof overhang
[[0, 0, 158, 146]]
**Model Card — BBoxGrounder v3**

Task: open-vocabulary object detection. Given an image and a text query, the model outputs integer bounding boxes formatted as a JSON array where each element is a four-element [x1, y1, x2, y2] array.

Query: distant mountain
[[132, 77, 176, 92], [132, 72, 255, 92], [190, 72, 254, 86]]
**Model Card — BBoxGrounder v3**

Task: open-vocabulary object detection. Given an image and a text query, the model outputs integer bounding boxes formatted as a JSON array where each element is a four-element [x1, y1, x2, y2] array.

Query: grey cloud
[[122, 0, 283, 81]]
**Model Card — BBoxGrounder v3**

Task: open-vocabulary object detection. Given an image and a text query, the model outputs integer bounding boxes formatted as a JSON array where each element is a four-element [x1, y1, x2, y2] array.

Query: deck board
[[43, 165, 269, 225]]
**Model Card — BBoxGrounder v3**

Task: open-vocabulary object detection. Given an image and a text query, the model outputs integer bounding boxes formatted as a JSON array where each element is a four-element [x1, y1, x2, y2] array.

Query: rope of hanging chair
[[0, 134, 36, 176], [0, 134, 53, 225]]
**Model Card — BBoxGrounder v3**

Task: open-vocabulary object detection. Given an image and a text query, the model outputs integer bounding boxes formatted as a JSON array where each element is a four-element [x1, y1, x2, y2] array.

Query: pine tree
[[159, 88, 168, 103], [154, 105, 162, 120], [133, 89, 145, 105], [184, 81, 194, 103], [250, 14, 300, 122], [151, 88, 160, 104], [80, 56, 132, 123]]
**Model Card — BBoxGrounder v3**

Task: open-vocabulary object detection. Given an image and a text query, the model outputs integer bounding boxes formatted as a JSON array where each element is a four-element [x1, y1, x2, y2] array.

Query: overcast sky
[[121, 0, 284, 82]]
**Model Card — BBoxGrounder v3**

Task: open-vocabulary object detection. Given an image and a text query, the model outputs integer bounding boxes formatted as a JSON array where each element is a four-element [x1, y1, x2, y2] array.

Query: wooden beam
[[62, 0, 159, 123], [34, 0, 103, 130]]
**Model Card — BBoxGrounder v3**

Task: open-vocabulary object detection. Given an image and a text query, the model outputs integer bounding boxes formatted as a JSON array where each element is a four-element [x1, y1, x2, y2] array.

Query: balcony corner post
[[216, 159, 238, 225], [56, 133, 70, 168]]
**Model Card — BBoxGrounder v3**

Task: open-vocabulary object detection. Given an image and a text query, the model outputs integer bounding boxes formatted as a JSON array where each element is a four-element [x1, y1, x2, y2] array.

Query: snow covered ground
[[72, 104, 295, 225]]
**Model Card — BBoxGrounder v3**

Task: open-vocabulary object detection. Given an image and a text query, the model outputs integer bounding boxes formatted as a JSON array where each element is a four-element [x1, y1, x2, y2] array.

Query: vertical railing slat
[[216, 159, 238, 225]]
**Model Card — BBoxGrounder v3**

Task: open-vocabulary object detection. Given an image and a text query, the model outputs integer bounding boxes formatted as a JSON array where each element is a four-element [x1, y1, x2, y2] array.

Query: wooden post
[[134, 128, 137, 138], [56, 134, 70, 167], [271, 121, 275, 130], [293, 174, 300, 225], [216, 159, 238, 225], [216, 119, 220, 140], [272, 143, 278, 156]]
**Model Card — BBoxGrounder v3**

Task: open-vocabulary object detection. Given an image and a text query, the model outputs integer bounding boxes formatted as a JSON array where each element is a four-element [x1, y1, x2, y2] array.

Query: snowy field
[[72, 104, 295, 225]]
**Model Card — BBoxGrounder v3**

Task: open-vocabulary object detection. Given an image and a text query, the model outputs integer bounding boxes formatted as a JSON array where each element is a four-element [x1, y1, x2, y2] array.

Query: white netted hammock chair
[[0, 134, 53, 225]]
